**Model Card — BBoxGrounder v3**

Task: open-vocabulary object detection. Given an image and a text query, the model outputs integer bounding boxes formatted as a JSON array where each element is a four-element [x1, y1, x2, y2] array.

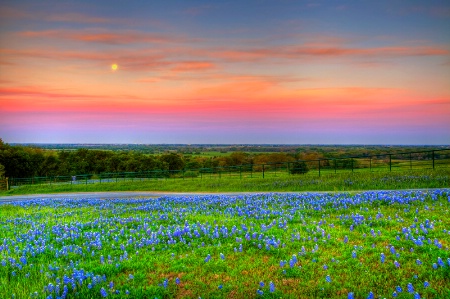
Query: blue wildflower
[[100, 287, 107, 298], [269, 281, 275, 293]]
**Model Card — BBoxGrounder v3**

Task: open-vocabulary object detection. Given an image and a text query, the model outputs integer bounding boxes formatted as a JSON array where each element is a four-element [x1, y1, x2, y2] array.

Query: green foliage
[[0, 163, 5, 178], [290, 161, 309, 174]]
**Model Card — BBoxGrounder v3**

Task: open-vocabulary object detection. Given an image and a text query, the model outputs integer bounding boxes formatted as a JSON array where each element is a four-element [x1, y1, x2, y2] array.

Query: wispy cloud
[[18, 29, 180, 45]]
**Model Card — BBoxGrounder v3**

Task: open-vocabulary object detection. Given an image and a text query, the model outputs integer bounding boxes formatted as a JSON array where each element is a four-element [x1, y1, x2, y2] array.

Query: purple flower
[[259, 281, 265, 288], [424, 281, 429, 288], [175, 277, 180, 285], [394, 260, 400, 268], [407, 283, 414, 293], [380, 253, 385, 263], [325, 275, 331, 283]]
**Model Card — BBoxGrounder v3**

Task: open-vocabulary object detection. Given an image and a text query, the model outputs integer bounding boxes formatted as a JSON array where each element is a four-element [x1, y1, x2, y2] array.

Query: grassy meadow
[[2, 169, 449, 196], [1, 190, 449, 298]]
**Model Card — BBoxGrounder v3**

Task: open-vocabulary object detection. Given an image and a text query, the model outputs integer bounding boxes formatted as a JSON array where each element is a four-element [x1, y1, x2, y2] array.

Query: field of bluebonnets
[[1, 190, 450, 298]]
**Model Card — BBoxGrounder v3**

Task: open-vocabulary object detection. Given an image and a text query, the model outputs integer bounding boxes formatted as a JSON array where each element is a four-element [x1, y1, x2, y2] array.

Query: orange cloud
[[170, 61, 216, 73]]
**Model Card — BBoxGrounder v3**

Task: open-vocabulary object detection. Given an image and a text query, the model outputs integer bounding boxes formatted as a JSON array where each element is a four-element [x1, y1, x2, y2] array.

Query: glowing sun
[[111, 64, 118, 71]]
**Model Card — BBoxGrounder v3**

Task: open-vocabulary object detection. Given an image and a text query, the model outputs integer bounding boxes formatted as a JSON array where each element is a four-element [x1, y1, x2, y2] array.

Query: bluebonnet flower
[[259, 281, 265, 288], [424, 281, 429, 288], [396, 286, 402, 293], [352, 251, 357, 259], [437, 257, 444, 267], [128, 274, 134, 280], [109, 281, 114, 289], [392, 291, 398, 297], [175, 277, 180, 285], [416, 259, 422, 265], [394, 260, 400, 268], [325, 275, 331, 283], [348, 292, 354, 299], [432, 263, 438, 269], [407, 283, 414, 293], [163, 278, 168, 288], [100, 288, 107, 298], [269, 281, 275, 293], [344, 236, 348, 243], [367, 291, 374, 299], [380, 253, 385, 263], [414, 292, 420, 299], [205, 254, 211, 262], [220, 253, 225, 260], [323, 264, 328, 270]]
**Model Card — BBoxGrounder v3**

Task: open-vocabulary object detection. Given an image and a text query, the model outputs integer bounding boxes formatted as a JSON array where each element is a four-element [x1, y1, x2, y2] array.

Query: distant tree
[[160, 153, 185, 171], [290, 161, 309, 174]]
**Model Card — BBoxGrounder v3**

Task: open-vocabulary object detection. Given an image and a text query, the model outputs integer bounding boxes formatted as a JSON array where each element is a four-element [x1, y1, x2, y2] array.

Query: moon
[[111, 64, 118, 71]]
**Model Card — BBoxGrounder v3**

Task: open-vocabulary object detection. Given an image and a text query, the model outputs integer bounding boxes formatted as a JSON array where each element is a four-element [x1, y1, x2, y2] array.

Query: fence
[[8, 149, 450, 189]]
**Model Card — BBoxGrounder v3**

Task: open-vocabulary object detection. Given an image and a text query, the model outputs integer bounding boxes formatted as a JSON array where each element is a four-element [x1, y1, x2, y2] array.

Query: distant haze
[[1, 1, 449, 144]]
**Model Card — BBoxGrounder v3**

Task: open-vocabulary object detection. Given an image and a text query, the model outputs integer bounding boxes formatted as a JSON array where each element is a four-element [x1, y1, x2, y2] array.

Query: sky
[[0, 0, 449, 145]]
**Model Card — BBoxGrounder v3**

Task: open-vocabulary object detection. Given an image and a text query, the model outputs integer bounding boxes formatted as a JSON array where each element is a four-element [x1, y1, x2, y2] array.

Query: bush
[[290, 161, 309, 174]]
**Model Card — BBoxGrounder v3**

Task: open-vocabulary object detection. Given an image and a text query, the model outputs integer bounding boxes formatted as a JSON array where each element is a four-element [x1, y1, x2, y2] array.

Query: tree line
[[0, 139, 311, 178], [1, 139, 445, 179]]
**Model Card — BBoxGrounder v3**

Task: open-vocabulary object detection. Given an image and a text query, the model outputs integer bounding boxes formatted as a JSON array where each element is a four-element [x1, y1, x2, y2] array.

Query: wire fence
[[8, 149, 450, 189]]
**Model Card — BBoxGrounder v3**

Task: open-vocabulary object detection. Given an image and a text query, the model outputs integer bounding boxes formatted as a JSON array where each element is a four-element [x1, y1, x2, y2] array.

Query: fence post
[[6, 177, 9, 191], [389, 154, 392, 172], [262, 164, 265, 178], [432, 150, 435, 169]]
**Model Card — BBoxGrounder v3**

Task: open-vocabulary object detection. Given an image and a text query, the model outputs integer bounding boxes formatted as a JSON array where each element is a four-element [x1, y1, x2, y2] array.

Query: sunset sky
[[1, 1, 449, 144]]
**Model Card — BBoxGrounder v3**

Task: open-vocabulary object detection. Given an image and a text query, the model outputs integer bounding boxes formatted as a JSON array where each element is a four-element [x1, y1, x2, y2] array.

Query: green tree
[[160, 153, 185, 171], [0, 163, 5, 178]]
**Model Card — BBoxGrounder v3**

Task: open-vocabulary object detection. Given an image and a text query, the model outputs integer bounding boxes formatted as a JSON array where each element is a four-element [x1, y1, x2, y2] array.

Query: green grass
[[0, 190, 449, 298], [2, 169, 449, 196]]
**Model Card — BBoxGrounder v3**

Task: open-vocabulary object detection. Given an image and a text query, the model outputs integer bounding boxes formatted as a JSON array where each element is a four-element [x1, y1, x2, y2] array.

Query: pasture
[[1, 190, 449, 298]]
